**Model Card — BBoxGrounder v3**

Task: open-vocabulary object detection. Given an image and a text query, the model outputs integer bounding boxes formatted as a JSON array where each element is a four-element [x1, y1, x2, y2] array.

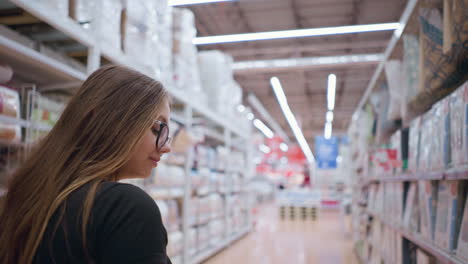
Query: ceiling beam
[[228, 40, 387, 57]]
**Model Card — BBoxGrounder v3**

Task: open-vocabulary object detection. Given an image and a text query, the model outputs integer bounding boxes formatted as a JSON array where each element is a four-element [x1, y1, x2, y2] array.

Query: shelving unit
[[0, 1, 254, 264], [367, 211, 466, 264]]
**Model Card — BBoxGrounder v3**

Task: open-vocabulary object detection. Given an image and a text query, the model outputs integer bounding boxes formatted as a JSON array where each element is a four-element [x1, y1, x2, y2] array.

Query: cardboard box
[[435, 181, 462, 250]]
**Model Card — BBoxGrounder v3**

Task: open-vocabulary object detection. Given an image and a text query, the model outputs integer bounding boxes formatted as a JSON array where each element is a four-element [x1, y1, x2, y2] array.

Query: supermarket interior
[[0, 0, 467, 263]]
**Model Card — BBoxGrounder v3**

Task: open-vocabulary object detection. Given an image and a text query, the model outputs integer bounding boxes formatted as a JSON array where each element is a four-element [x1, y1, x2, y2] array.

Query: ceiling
[[186, 0, 406, 145]]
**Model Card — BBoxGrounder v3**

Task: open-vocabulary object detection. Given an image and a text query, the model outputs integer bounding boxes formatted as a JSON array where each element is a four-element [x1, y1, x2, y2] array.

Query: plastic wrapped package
[[38, 0, 68, 17], [167, 231, 183, 258], [122, 0, 157, 72], [216, 146, 229, 171], [171, 8, 202, 99], [166, 200, 181, 232], [69, 0, 97, 29], [155, 0, 173, 86], [0, 86, 21, 143], [96, 0, 123, 51], [28, 94, 64, 143], [196, 224, 210, 251], [208, 193, 223, 219], [208, 219, 225, 246], [384, 60, 404, 120], [187, 228, 198, 256], [198, 51, 235, 114], [167, 165, 185, 187]]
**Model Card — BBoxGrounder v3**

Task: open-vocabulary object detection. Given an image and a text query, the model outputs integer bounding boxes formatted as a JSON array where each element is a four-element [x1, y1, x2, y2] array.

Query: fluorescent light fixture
[[270, 77, 315, 163], [237, 104, 246, 113], [280, 143, 289, 152], [324, 122, 333, 139], [169, 0, 234, 6], [259, 144, 271, 154], [233, 53, 383, 71], [247, 93, 290, 142], [253, 119, 274, 139], [246, 113, 254, 120], [327, 74, 336, 111], [193, 22, 400, 45], [326, 111, 334, 123]]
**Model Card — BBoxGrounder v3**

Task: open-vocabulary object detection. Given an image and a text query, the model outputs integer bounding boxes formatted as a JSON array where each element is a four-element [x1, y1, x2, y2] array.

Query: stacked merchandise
[[27, 92, 65, 143], [171, 8, 203, 102], [95, 0, 123, 52], [155, 0, 173, 85], [351, 82, 468, 262], [121, 0, 159, 74], [198, 51, 246, 129], [156, 199, 183, 260]]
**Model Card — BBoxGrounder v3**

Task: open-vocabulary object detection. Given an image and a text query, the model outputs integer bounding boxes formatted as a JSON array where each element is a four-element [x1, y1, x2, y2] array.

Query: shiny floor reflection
[[203, 203, 358, 264]]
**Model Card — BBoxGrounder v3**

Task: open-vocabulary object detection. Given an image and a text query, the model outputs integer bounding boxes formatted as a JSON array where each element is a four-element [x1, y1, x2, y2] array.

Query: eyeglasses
[[152, 121, 171, 151]]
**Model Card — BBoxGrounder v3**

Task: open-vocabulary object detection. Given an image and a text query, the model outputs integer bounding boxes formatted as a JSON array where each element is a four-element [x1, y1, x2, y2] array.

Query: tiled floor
[[204, 203, 358, 264]]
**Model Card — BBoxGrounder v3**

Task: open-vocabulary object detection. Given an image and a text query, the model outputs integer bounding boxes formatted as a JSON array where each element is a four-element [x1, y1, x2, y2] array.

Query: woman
[[0, 65, 173, 264]]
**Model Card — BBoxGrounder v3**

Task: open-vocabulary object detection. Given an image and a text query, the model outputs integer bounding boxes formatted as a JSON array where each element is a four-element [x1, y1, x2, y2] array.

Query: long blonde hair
[[0, 65, 169, 263]]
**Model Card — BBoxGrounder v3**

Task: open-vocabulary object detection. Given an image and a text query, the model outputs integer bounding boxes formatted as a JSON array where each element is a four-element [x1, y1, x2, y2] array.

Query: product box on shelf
[[0, 86, 21, 143], [401, 34, 420, 121], [430, 103, 444, 172], [403, 182, 419, 230], [418, 181, 438, 241], [434, 181, 464, 251], [187, 227, 198, 256], [167, 231, 183, 258], [450, 81, 468, 167], [408, 117, 421, 173], [418, 112, 433, 173], [121, 0, 156, 71]]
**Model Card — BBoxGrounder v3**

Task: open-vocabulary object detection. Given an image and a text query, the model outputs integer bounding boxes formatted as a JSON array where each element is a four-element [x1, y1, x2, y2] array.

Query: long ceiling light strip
[[270, 77, 315, 164], [232, 53, 384, 71], [253, 119, 274, 139], [327, 74, 337, 111], [248, 93, 290, 142], [169, 0, 234, 6], [193, 22, 400, 45], [324, 122, 333, 139]]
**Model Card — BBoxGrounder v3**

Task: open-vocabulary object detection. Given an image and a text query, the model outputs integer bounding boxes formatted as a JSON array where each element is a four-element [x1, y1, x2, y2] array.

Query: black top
[[33, 182, 172, 264]]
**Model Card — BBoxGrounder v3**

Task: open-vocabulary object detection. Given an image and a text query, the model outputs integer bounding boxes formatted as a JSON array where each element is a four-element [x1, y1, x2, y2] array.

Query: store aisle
[[203, 203, 358, 264]]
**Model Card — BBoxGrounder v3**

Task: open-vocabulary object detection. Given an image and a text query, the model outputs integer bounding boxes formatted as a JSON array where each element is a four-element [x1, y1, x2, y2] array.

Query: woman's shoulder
[[96, 182, 157, 209]]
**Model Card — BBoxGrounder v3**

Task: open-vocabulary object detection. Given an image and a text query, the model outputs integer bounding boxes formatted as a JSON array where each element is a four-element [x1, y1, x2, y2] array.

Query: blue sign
[[315, 136, 339, 169]]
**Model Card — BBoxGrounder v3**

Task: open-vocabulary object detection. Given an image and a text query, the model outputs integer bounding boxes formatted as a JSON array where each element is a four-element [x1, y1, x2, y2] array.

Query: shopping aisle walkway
[[203, 203, 358, 264]]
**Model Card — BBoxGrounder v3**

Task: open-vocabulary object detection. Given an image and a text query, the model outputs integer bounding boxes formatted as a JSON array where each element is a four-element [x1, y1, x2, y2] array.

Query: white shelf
[[0, 115, 30, 127], [0, 34, 87, 85], [191, 227, 250, 264], [147, 187, 185, 200]]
